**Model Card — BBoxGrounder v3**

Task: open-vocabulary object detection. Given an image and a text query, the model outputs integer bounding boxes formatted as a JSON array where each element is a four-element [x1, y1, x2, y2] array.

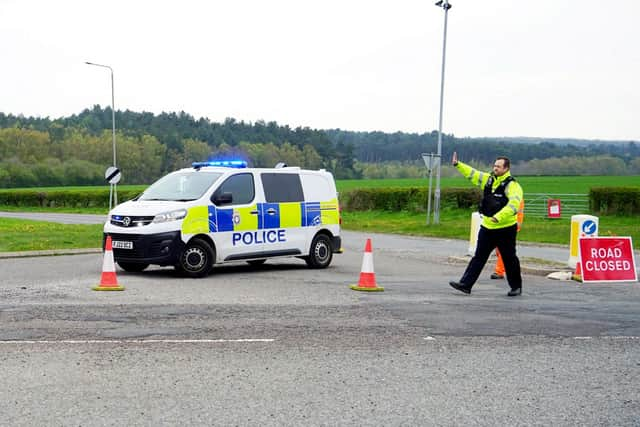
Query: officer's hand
[[452, 151, 458, 166]]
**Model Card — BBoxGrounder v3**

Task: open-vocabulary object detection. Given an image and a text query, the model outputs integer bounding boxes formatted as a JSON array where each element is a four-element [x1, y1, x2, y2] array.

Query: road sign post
[[422, 153, 440, 225], [105, 166, 121, 211]]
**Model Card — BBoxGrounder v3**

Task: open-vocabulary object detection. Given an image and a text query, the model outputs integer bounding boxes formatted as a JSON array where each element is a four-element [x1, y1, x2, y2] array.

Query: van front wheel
[[178, 238, 215, 278], [305, 234, 333, 269]]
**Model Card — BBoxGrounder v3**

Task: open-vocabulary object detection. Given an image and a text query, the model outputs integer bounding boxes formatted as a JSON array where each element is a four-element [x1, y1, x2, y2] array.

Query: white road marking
[[604, 336, 640, 340], [574, 336, 640, 340], [0, 339, 275, 344], [419, 336, 639, 341]]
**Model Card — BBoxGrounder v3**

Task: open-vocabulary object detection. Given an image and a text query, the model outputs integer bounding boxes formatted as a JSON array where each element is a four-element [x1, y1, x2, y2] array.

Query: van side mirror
[[213, 192, 233, 205]]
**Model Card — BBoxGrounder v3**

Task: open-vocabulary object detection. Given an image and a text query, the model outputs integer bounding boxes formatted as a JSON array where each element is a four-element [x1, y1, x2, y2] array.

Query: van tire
[[305, 234, 333, 269], [178, 238, 215, 278], [117, 261, 149, 272]]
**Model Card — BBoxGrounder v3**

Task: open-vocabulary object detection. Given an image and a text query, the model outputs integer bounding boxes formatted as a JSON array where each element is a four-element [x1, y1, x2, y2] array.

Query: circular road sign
[[105, 166, 121, 184], [582, 219, 597, 235]]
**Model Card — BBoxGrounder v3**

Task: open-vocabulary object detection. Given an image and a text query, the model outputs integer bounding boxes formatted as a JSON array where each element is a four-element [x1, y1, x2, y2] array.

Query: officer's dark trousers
[[460, 223, 522, 290]]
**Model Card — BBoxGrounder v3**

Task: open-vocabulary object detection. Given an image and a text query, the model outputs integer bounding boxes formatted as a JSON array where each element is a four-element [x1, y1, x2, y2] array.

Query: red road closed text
[[584, 259, 632, 272]]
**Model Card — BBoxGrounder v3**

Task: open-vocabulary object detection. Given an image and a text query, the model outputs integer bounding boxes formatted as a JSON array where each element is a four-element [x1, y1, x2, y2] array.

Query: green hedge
[[589, 187, 640, 215], [2, 186, 637, 215], [0, 189, 142, 208], [345, 186, 639, 215], [343, 187, 482, 212]]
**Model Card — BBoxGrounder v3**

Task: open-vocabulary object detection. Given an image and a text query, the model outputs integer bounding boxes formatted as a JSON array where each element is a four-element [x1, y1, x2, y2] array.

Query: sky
[[1, 0, 639, 141]]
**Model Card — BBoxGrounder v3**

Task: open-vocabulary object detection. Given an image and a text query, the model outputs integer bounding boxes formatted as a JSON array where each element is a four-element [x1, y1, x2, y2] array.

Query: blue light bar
[[192, 160, 247, 169]]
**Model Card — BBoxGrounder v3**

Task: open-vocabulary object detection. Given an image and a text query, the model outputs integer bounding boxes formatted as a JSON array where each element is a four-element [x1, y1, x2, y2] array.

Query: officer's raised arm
[[452, 151, 458, 166]]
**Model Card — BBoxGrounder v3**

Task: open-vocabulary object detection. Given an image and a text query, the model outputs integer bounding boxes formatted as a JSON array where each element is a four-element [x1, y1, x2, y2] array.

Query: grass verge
[[1, 209, 638, 252], [342, 210, 640, 249], [0, 218, 103, 252]]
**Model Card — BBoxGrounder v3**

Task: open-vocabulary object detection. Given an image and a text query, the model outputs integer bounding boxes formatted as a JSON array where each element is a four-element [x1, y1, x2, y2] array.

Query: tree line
[[325, 129, 640, 166], [0, 107, 360, 188], [0, 126, 340, 188], [1, 107, 639, 188], [353, 156, 640, 180]]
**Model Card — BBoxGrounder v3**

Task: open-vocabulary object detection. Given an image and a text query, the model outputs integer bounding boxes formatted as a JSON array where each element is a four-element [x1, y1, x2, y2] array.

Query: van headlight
[[152, 209, 188, 224]]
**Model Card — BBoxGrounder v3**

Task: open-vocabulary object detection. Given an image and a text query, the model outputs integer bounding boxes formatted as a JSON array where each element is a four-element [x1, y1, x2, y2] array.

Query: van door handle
[[250, 210, 259, 215], [267, 208, 277, 215]]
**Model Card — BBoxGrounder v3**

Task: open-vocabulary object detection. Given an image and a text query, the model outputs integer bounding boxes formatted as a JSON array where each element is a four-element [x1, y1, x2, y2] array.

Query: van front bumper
[[103, 231, 184, 266]]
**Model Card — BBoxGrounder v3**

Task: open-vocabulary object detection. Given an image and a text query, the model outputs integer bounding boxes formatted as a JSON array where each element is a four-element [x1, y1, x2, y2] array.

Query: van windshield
[[139, 171, 223, 201]]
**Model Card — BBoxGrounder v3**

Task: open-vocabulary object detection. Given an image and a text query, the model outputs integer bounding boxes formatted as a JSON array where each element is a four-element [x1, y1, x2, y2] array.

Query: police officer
[[449, 152, 524, 296]]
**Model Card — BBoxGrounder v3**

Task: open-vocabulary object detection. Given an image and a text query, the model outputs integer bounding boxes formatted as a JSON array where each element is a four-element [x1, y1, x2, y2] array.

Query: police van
[[103, 161, 342, 277]]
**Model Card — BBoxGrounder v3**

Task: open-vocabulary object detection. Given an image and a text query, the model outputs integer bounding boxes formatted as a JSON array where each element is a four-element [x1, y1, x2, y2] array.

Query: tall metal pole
[[85, 61, 118, 209], [109, 69, 116, 169], [109, 67, 117, 208], [433, 0, 451, 224]]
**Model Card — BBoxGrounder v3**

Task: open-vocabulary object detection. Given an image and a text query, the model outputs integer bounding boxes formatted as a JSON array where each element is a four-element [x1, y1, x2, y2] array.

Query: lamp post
[[433, 0, 452, 224], [85, 61, 118, 209]]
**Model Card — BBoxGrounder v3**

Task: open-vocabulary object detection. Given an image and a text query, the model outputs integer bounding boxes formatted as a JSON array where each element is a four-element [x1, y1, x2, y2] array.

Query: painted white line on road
[[574, 336, 640, 340], [604, 336, 640, 340], [0, 339, 275, 344], [423, 336, 436, 341]]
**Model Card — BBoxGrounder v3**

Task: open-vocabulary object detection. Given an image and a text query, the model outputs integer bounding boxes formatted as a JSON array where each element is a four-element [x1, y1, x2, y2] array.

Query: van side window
[[212, 173, 255, 205], [261, 173, 304, 203]]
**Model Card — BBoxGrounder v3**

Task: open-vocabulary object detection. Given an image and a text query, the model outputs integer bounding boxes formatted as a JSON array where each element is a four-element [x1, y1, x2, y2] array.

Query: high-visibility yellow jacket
[[455, 161, 524, 230]]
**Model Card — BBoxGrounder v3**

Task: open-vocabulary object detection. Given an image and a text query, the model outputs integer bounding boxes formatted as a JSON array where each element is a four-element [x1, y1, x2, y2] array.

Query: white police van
[[103, 161, 342, 277]]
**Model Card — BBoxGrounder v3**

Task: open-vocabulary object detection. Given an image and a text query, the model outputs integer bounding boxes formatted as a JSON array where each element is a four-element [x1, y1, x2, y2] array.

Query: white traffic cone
[[350, 238, 384, 292], [93, 235, 125, 291]]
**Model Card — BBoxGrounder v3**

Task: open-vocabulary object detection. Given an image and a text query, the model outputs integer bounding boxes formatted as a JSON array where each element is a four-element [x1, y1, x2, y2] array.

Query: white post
[[422, 153, 435, 225]]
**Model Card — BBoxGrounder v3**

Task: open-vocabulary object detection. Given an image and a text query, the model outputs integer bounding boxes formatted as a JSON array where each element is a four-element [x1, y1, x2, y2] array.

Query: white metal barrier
[[525, 193, 589, 218]]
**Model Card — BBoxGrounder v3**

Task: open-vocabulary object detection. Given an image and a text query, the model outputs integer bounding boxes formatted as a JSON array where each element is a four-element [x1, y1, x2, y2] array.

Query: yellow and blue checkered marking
[[182, 199, 338, 235]]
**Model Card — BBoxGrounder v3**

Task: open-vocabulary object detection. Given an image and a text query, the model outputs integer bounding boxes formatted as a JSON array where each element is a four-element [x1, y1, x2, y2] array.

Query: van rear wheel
[[178, 238, 215, 278], [305, 234, 333, 269]]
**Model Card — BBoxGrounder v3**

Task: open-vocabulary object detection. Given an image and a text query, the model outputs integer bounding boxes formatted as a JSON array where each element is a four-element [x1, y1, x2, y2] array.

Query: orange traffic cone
[[93, 236, 125, 291], [350, 238, 384, 292], [571, 261, 583, 282]]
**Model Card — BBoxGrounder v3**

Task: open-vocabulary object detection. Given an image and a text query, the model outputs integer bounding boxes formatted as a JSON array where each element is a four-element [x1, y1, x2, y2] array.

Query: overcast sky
[[1, 0, 639, 140]]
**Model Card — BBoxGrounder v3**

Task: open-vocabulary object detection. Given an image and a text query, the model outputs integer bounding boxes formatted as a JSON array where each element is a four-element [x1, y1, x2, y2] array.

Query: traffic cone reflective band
[[350, 238, 384, 292], [93, 236, 125, 291], [571, 261, 583, 283]]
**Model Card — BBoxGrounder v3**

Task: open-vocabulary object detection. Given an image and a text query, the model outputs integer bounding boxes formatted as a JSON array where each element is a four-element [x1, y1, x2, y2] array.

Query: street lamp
[[85, 61, 118, 209], [433, 0, 452, 224]]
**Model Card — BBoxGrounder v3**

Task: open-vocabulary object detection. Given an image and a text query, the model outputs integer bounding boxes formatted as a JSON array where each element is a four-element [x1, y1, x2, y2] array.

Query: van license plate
[[112, 240, 133, 250]]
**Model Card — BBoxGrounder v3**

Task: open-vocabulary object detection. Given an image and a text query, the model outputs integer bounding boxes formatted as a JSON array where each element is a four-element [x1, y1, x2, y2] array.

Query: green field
[[2, 175, 638, 196], [338, 175, 640, 193]]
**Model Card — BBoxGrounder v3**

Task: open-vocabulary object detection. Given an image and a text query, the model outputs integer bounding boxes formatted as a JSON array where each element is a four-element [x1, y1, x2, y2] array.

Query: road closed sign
[[579, 237, 638, 283]]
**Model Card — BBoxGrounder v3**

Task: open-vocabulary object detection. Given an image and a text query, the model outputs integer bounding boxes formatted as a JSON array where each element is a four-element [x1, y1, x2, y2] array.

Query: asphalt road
[[1, 225, 639, 426], [0, 211, 108, 224]]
